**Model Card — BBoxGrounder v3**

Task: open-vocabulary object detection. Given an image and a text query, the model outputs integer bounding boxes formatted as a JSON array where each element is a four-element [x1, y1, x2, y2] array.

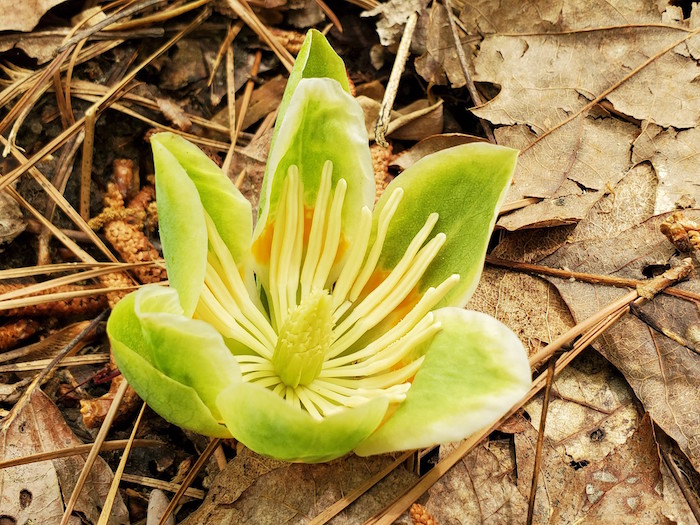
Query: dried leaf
[[0, 0, 69, 31], [391, 133, 487, 171], [496, 160, 700, 470], [182, 447, 417, 524], [362, 0, 428, 48], [0, 389, 129, 524], [469, 2, 700, 229], [424, 354, 696, 524]]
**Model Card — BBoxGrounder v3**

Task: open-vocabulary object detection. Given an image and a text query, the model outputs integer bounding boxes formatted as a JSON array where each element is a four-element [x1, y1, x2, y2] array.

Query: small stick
[[486, 256, 700, 303], [0, 439, 162, 470], [60, 378, 129, 525], [374, 12, 418, 147], [157, 438, 222, 525], [526, 356, 556, 525], [443, 0, 495, 142], [80, 107, 96, 221], [96, 403, 147, 525]]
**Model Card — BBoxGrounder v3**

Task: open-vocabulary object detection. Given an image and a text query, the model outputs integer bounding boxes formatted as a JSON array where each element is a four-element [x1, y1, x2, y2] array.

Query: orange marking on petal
[[251, 221, 274, 263]]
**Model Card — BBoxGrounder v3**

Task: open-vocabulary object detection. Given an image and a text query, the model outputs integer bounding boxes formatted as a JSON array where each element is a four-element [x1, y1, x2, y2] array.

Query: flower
[[107, 30, 531, 462]]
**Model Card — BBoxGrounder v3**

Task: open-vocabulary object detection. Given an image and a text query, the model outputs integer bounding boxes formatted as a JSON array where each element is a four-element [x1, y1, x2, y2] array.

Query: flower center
[[272, 290, 333, 388]]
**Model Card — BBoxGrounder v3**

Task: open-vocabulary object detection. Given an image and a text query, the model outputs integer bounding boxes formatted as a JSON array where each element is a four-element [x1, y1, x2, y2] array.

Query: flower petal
[[354, 308, 531, 456], [273, 29, 350, 143], [151, 132, 252, 266], [371, 143, 518, 308], [108, 286, 241, 437], [151, 138, 207, 317], [252, 77, 375, 289], [217, 382, 388, 462]]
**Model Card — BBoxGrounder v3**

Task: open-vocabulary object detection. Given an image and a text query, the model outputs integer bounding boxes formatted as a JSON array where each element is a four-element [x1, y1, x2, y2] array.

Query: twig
[[442, 0, 495, 142], [374, 12, 418, 147], [0, 439, 161, 469], [526, 355, 556, 525], [485, 256, 700, 303], [97, 403, 147, 525], [158, 438, 222, 525], [60, 378, 129, 525], [80, 107, 96, 221]]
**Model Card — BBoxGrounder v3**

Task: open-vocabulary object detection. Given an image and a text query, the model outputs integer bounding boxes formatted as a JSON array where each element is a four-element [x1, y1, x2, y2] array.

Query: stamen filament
[[204, 213, 277, 347], [348, 188, 404, 302], [300, 161, 333, 299], [331, 206, 373, 310], [325, 275, 458, 368], [311, 178, 346, 291], [197, 285, 272, 358]]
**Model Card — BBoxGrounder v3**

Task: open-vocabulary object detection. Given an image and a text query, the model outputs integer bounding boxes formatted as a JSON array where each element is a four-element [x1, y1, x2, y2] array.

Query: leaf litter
[[0, 0, 700, 523]]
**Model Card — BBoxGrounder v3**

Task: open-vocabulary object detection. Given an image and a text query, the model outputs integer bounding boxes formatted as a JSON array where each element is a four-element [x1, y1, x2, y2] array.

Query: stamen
[[331, 206, 372, 310], [270, 167, 303, 328], [204, 213, 277, 347], [311, 178, 346, 291], [321, 320, 439, 377], [296, 387, 323, 420], [204, 260, 274, 350], [330, 214, 443, 355], [348, 188, 404, 302], [325, 275, 458, 368], [197, 285, 272, 358], [300, 161, 333, 299], [300, 385, 342, 416], [249, 376, 282, 389]]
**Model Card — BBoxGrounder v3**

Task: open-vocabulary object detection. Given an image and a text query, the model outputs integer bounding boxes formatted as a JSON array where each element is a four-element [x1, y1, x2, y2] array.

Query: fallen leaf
[[359, 96, 444, 142], [632, 124, 700, 213], [182, 447, 417, 524], [543, 211, 700, 470], [362, 0, 428, 48], [414, 2, 466, 87], [0, 192, 25, 246], [424, 352, 695, 524], [390, 133, 485, 171], [467, 1, 700, 230], [0, 0, 69, 31], [0, 389, 129, 524]]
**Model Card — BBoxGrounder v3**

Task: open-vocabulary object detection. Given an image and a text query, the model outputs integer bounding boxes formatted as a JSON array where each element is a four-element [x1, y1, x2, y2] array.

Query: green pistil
[[272, 290, 333, 388]]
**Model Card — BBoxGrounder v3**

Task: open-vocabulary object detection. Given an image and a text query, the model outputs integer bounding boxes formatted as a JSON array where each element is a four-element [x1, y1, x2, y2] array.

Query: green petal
[[252, 77, 374, 284], [217, 382, 388, 462], [273, 29, 350, 143], [152, 138, 207, 317], [151, 132, 252, 266], [373, 143, 517, 308], [107, 288, 231, 438], [133, 286, 242, 419], [354, 308, 531, 456]]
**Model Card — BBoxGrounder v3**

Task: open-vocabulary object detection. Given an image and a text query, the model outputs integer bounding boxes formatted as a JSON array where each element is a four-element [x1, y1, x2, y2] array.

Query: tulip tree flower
[[107, 30, 531, 462]]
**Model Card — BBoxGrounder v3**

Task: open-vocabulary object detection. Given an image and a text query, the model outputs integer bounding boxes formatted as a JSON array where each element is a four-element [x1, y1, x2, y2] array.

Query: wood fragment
[[660, 211, 700, 253]]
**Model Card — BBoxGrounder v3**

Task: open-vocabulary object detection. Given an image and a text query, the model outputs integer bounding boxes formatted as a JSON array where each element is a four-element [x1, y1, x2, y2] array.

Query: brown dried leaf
[[182, 447, 417, 524], [390, 133, 485, 171], [424, 353, 694, 524], [0, 389, 129, 524], [0, 0, 69, 31], [543, 210, 700, 470], [632, 124, 700, 213], [469, 2, 700, 229]]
